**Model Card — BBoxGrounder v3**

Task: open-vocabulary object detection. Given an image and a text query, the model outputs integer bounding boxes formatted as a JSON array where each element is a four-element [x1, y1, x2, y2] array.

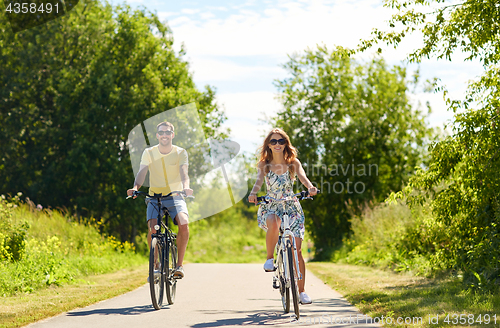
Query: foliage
[[0, 0, 226, 243], [185, 200, 267, 263], [0, 195, 145, 296], [182, 153, 267, 263], [338, 200, 455, 278], [362, 0, 500, 286], [0, 194, 29, 262], [273, 46, 435, 258]]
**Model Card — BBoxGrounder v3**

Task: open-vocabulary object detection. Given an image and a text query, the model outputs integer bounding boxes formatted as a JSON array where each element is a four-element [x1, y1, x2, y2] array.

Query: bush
[[0, 195, 145, 296], [0, 194, 29, 262], [337, 200, 454, 277]]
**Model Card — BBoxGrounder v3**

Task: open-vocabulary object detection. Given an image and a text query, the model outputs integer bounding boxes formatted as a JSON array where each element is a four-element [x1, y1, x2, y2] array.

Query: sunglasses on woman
[[269, 138, 286, 145], [157, 130, 173, 136]]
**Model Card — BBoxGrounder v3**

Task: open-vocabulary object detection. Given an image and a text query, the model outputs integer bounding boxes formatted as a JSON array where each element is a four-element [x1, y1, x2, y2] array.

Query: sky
[[121, 0, 483, 155]]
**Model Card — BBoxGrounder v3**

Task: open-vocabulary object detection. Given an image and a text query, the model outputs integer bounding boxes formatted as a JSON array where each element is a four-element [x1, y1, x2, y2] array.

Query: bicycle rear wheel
[[149, 237, 165, 310], [287, 239, 300, 319], [165, 242, 177, 304], [277, 248, 290, 313]]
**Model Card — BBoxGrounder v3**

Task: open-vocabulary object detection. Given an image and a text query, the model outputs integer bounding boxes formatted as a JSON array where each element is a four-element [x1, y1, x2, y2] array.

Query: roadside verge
[[0, 264, 147, 328]]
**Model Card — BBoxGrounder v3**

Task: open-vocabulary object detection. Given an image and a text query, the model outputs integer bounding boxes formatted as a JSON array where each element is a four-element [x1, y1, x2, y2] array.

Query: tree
[[364, 0, 500, 285], [274, 46, 434, 258], [0, 0, 226, 243]]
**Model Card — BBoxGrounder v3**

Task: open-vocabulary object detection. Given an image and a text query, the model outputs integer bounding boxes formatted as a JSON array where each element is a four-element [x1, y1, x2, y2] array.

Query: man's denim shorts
[[145, 196, 188, 225]]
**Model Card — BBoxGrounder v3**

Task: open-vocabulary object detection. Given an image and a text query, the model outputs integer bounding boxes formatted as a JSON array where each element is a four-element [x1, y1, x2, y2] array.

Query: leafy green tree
[[0, 0, 226, 243], [364, 0, 500, 285], [274, 46, 434, 258]]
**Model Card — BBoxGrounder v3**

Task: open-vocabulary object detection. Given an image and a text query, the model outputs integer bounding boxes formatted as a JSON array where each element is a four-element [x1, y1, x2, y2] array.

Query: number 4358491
[[5, 2, 59, 14], [444, 314, 496, 325]]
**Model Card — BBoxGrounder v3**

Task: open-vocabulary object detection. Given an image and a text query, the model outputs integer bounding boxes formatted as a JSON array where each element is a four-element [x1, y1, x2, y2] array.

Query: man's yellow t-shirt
[[140, 145, 188, 196]]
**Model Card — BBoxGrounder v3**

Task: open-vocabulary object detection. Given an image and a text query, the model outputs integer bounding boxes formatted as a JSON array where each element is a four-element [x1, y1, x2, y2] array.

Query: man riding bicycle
[[127, 121, 193, 279]]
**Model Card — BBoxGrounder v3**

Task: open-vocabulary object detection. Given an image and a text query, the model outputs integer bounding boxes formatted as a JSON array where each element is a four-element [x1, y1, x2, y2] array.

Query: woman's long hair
[[257, 128, 298, 180]]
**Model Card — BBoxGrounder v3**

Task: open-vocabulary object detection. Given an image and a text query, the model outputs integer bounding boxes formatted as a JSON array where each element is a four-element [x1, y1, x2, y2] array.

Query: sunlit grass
[[0, 264, 147, 328], [1, 196, 146, 296], [184, 205, 267, 263], [308, 263, 500, 327]]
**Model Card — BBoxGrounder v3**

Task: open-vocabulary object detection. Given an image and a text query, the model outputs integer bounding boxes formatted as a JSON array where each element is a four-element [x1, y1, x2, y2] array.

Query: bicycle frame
[[258, 192, 312, 282], [127, 190, 193, 308], [257, 190, 319, 318], [274, 198, 302, 288]]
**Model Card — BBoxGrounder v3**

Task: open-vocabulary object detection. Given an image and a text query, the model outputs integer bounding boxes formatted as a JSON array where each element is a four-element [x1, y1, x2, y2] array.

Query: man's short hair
[[157, 121, 175, 132]]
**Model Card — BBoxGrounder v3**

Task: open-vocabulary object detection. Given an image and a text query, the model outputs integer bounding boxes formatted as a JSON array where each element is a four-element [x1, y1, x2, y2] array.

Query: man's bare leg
[[175, 212, 189, 267], [147, 219, 157, 248], [147, 219, 159, 269]]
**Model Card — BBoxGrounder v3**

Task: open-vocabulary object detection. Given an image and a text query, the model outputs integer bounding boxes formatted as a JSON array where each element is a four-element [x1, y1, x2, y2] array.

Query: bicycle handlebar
[[126, 190, 195, 200], [256, 189, 321, 205]]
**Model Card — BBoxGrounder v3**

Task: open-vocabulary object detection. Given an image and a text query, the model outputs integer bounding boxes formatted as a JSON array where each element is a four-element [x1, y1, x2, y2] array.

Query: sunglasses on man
[[269, 138, 286, 145], [157, 130, 173, 136]]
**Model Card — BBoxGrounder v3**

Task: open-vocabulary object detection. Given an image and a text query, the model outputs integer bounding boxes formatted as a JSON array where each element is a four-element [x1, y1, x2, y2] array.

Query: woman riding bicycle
[[248, 128, 317, 305]]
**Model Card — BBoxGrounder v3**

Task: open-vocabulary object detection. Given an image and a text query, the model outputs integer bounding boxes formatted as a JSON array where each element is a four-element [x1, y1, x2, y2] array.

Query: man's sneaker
[[299, 292, 312, 304], [173, 266, 184, 279], [263, 259, 275, 272], [147, 270, 160, 283]]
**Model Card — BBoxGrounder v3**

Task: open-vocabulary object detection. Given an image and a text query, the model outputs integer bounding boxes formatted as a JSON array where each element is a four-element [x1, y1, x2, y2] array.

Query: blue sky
[[122, 0, 483, 155]]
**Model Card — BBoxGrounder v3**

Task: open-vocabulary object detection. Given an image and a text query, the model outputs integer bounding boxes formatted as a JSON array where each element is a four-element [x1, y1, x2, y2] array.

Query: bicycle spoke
[[149, 237, 164, 310], [277, 248, 290, 313], [166, 240, 177, 305], [287, 240, 300, 319]]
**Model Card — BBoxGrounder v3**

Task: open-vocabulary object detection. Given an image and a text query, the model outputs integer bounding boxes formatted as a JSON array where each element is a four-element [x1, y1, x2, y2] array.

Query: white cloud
[[156, 11, 178, 19], [188, 58, 284, 82], [169, 0, 395, 57], [218, 91, 282, 153], [154, 0, 484, 143], [200, 12, 216, 20], [181, 8, 201, 15], [217, 91, 281, 119]]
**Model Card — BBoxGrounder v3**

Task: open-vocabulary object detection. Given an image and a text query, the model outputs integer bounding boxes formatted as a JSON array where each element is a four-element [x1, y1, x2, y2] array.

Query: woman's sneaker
[[263, 259, 275, 272], [173, 266, 184, 279], [299, 292, 312, 304]]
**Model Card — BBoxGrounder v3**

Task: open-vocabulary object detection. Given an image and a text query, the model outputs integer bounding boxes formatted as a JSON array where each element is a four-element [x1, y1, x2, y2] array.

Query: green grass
[[308, 262, 500, 327], [334, 200, 459, 278], [184, 203, 267, 263], [0, 195, 146, 296], [0, 264, 147, 328]]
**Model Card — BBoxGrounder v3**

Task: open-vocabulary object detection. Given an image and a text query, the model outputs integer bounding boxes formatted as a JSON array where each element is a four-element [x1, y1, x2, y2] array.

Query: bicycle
[[127, 190, 193, 310], [257, 190, 320, 320]]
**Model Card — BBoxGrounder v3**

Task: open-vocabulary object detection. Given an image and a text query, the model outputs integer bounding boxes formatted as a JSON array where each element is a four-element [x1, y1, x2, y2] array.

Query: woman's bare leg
[[295, 237, 306, 293], [266, 214, 281, 259]]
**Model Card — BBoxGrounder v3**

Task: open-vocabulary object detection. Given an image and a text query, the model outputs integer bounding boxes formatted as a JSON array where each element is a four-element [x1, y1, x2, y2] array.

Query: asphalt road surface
[[26, 263, 380, 327]]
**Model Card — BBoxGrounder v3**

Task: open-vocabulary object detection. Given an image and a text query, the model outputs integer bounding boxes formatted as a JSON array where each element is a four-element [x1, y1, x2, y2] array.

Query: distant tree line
[[0, 0, 226, 243], [274, 47, 435, 259]]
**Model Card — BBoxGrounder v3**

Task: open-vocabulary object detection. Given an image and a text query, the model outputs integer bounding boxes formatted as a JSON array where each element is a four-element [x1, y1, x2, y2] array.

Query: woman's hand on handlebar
[[308, 186, 318, 196], [248, 194, 257, 205]]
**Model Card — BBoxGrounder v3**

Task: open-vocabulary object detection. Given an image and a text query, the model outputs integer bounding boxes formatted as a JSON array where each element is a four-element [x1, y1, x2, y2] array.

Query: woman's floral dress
[[257, 169, 306, 239]]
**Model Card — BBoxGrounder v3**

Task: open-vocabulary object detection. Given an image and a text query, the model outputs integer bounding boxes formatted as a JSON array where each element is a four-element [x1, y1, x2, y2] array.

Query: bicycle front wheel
[[287, 239, 300, 319], [149, 237, 165, 310], [277, 248, 290, 313], [165, 242, 177, 304]]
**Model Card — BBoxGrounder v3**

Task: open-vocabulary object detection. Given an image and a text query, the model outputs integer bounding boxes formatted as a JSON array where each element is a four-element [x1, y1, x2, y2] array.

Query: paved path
[[26, 264, 380, 327]]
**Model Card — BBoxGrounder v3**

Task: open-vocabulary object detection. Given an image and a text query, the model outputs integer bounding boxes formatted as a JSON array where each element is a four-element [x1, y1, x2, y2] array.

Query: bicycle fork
[[281, 232, 303, 287]]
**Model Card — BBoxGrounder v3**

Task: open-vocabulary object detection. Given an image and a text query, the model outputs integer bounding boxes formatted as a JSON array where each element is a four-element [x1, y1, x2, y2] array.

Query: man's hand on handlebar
[[127, 188, 138, 199], [183, 188, 194, 197]]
